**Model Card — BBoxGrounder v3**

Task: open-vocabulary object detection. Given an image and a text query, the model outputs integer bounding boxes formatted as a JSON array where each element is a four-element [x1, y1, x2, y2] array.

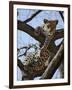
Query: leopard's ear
[[44, 19, 48, 24]]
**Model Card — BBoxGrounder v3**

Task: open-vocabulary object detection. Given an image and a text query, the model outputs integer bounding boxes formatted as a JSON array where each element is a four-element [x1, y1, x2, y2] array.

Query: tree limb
[[17, 20, 64, 44], [17, 59, 24, 71], [40, 42, 64, 79], [17, 20, 45, 45], [54, 29, 64, 40], [24, 10, 42, 23], [59, 11, 64, 22], [17, 59, 31, 80]]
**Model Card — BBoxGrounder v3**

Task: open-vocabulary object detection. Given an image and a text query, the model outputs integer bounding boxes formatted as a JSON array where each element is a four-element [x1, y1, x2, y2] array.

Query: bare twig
[[18, 44, 38, 57], [17, 46, 28, 50], [18, 45, 32, 57], [24, 10, 42, 23]]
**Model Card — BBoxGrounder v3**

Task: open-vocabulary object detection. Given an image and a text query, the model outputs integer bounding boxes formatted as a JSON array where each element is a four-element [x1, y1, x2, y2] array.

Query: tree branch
[[17, 59, 31, 80], [17, 20, 45, 45], [40, 42, 64, 79], [24, 10, 42, 23], [17, 59, 24, 71], [59, 11, 64, 22], [54, 29, 64, 40], [17, 20, 64, 44], [18, 45, 33, 57]]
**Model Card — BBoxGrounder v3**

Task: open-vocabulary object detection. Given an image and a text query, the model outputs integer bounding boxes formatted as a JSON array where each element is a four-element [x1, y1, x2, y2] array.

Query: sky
[[17, 9, 64, 81]]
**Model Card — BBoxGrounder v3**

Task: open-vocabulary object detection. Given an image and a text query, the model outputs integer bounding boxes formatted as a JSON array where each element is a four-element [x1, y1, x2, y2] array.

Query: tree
[[17, 10, 64, 80]]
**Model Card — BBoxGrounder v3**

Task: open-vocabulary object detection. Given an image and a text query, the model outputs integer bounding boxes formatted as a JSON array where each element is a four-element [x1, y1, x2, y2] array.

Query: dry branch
[[17, 20, 45, 45], [59, 11, 64, 21], [24, 10, 42, 23], [18, 45, 32, 57], [17, 20, 64, 44], [54, 29, 64, 40], [17, 59, 24, 71], [17, 59, 31, 80], [40, 42, 64, 79]]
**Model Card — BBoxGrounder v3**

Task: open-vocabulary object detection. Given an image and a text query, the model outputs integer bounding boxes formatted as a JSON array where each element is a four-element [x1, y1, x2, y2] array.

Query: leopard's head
[[42, 19, 58, 36]]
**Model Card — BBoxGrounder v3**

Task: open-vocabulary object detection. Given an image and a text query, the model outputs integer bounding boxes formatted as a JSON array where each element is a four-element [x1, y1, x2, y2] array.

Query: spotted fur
[[23, 19, 58, 79]]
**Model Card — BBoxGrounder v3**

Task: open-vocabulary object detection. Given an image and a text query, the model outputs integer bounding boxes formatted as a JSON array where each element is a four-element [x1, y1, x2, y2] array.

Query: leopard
[[23, 19, 58, 80]]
